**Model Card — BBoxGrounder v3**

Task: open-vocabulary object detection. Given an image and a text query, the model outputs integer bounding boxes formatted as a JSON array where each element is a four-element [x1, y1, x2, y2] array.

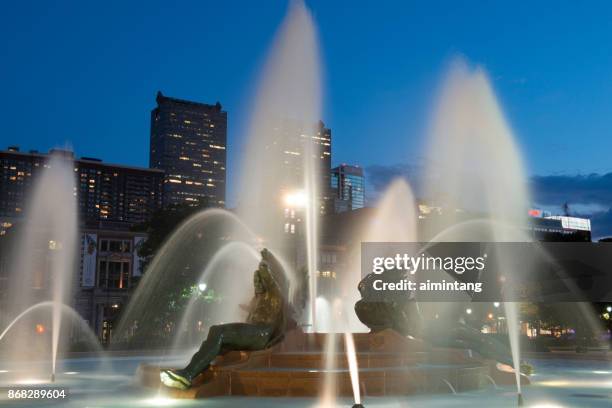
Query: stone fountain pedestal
[[138, 329, 529, 398]]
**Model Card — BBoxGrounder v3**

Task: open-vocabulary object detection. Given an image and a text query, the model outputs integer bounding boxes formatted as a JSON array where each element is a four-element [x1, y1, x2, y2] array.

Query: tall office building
[[314, 121, 333, 215], [272, 119, 332, 213], [262, 119, 332, 271], [270, 119, 332, 243], [331, 164, 365, 213], [150, 92, 227, 207], [0, 147, 163, 228]]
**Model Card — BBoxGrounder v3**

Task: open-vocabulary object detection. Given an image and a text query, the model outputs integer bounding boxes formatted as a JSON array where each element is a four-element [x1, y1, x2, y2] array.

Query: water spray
[[344, 332, 362, 408]]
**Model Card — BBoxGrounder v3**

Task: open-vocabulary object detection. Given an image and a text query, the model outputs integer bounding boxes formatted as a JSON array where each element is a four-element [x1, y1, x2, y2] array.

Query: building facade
[[0, 147, 162, 340], [331, 164, 365, 213], [75, 229, 147, 342], [0, 147, 163, 229], [150, 91, 227, 208], [528, 210, 592, 241]]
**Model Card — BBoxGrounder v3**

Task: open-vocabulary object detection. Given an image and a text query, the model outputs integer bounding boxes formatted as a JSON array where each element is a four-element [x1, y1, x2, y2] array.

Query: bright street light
[[198, 282, 207, 292], [493, 302, 500, 308], [466, 308, 472, 315], [606, 306, 612, 313], [283, 190, 307, 208]]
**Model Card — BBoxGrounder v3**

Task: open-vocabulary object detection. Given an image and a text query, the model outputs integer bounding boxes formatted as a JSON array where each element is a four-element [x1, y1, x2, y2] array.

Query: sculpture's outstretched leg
[[423, 322, 517, 367], [161, 323, 274, 390]]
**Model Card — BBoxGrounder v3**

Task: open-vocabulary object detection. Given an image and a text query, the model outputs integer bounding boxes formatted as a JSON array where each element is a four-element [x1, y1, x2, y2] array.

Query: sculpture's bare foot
[[160, 369, 191, 390]]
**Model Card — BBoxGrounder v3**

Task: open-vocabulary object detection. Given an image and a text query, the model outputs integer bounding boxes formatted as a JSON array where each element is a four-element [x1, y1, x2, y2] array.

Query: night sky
[[2, 1, 612, 221]]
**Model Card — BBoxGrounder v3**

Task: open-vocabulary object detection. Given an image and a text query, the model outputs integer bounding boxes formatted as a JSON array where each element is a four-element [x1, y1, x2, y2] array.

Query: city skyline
[[2, 1, 612, 232]]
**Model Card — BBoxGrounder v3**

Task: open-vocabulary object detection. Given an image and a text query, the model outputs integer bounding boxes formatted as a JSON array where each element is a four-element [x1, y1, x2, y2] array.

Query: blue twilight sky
[[1, 1, 612, 208]]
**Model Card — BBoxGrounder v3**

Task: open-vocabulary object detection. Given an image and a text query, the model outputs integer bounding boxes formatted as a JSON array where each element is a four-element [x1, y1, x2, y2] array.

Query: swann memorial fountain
[[3, 2, 612, 408], [136, 3, 531, 405]]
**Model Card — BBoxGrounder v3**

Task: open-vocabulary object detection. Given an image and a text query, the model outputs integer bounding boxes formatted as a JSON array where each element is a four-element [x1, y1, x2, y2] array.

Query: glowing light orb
[[283, 190, 307, 208], [142, 396, 179, 406], [15, 378, 47, 385]]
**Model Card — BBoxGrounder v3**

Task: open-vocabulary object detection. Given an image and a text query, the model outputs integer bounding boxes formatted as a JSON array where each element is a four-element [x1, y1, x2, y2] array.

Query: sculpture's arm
[[261, 249, 287, 293], [258, 264, 282, 294]]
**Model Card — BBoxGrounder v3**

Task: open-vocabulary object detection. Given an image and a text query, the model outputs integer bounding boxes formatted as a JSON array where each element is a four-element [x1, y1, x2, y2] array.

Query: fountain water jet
[[5, 155, 77, 380], [366, 178, 418, 243], [305, 156, 320, 330], [331, 177, 420, 406], [315, 297, 332, 333], [0, 301, 110, 381], [313, 177, 420, 406], [505, 301, 523, 405], [171, 241, 260, 350], [1, 302, 97, 345], [267, 248, 300, 306], [344, 332, 361, 406], [235, 0, 322, 329], [425, 59, 530, 404], [113, 208, 258, 346], [319, 298, 338, 407], [329, 178, 420, 334]]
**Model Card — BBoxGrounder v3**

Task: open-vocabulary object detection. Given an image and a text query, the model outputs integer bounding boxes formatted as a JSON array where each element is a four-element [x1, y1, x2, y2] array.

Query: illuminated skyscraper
[[150, 91, 227, 207], [272, 119, 332, 213], [272, 120, 332, 239], [331, 164, 365, 213]]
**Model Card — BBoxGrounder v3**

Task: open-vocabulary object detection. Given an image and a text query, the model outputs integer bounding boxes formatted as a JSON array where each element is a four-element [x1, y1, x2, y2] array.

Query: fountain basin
[[138, 329, 529, 398]]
